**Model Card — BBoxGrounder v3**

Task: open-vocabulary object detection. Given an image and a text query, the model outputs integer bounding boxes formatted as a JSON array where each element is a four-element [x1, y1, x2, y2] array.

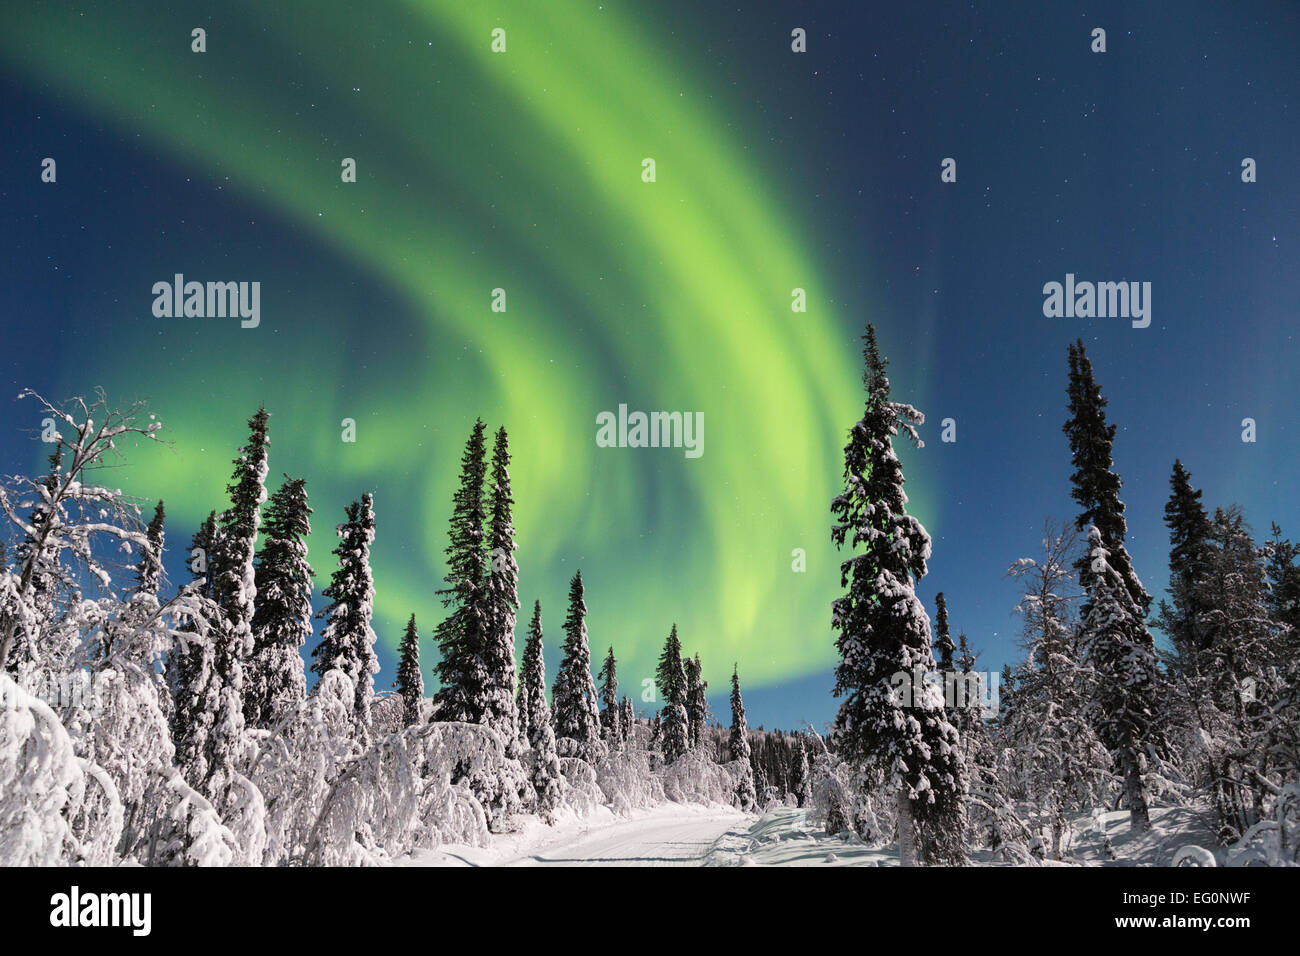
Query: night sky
[[2, 1, 1297, 730]]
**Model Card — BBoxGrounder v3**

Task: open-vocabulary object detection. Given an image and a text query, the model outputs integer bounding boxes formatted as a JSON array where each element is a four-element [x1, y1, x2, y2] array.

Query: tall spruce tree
[[597, 645, 621, 743], [655, 624, 689, 764], [482, 426, 520, 744], [517, 602, 545, 745], [1159, 460, 1214, 680], [933, 592, 955, 671], [518, 600, 562, 816], [247, 476, 313, 729], [685, 652, 708, 749], [394, 614, 424, 727], [199, 407, 271, 797], [551, 570, 602, 755], [729, 664, 757, 810], [212, 406, 270, 625], [209, 407, 271, 715], [311, 493, 379, 733], [1063, 345, 1149, 613], [433, 420, 490, 723], [1063, 340, 1161, 833], [135, 500, 166, 598], [933, 591, 957, 719], [829, 324, 967, 865]]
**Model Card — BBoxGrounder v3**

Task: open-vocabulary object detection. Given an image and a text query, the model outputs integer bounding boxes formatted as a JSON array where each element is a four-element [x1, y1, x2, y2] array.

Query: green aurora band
[[2, 1, 935, 695]]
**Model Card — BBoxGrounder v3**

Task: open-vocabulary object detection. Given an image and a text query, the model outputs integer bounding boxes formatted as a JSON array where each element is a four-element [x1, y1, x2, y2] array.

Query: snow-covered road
[[404, 803, 751, 867], [499, 812, 745, 866]]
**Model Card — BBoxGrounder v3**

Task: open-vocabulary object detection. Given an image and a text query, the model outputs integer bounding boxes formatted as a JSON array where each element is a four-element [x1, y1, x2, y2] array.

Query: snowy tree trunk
[[896, 787, 919, 867], [1121, 744, 1151, 834]]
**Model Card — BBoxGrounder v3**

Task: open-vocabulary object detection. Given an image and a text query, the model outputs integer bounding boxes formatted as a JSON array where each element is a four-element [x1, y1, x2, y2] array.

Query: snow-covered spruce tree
[[933, 596, 984, 763], [208, 405, 270, 734], [933, 592, 955, 672], [597, 645, 621, 744], [1158, 460, 1215, 683], [482, 426, 520, 747], [829, 324, 967, 866], [212, 407, 270, 634], [932, 591, 966, 737], [620, 696, 633, 745], [551, 570, 602, 758], [311, 494, 379, 735], [247, 476, 313, 729], [1157, 470, 1294, 841], [433, 420, 490, 724], [169, 513, 223, 787], [790, 734, 811, 808], [194, 405, 273, 805], [685, 652, 708, 749], [1153, 464, 1224, 830], [1183, 508, 1284, 842], [729, 665, 757, 810], [655, 623, 689, 765], [682, 653, 700, 746], [1063, 340, 1162, 833], [135, 500, 166, 598], [518, 600, 562, 818], [514, 664, 531, 743], [1082, 526, 1162, 834], [395, 614, 424, 727], [1005, 522, 1110, 861], [1264, 524, 1300, 640], [754, 760, 770, 807]]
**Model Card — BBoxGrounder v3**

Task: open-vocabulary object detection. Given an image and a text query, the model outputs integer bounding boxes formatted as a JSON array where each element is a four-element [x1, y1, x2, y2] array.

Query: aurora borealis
[[3, 2, 1298, 728]]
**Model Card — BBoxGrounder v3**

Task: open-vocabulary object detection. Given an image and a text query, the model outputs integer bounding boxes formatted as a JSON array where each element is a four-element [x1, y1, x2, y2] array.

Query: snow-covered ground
[[396, 802, 1223, 867], [396, 802, 750, 867]]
